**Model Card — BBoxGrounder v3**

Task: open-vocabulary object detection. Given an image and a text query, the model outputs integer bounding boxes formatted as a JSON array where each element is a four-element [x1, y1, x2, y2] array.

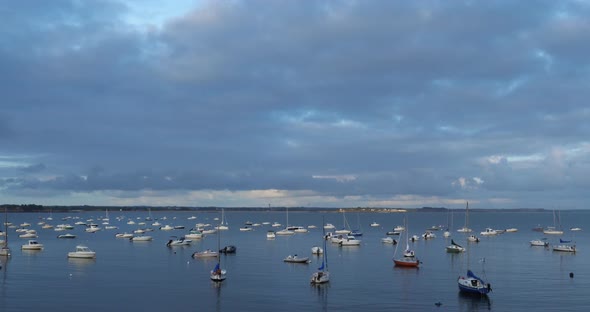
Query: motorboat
[[293, 227, 308, 233], [570, 227, 582, 231], [0, 245, 10, 257], [130, 235, 152, 241], [283, 254, 310, 263], [393, 225, 405, 232], [85, 224, 101, 233], [339, 235, 361, 246], [173, 225, 185, 230], [311, 246, 323, 255], [530, 239, 549, 247], [166, 238, 191, 246], [266, 230, 276, 239], [57, 233, 77, 239], [19, 231, 38, 239], [505, 228, 518, 233], [467, 235, 480, 243], [480, 228, 499, 236], [22, 240, 44, 250], [370, 222, 380, 227], [330, 234, 345, 244], [386, 230, 401, 236], [201, 227, 217, 234], [67, 245, 96, 259], [192, 249, 218, 258], [159, 225, 174, 231], [323, 223, 335, 230], [115, 233, 134, 239], [239, 226, 253, 232], [275, 229, 295, 235], [422, 231, 436, 239], [185, 229, 204, 240], [381, 237, 397, 244], [219, 245, 236, 254], [271, 222, 282, 228]]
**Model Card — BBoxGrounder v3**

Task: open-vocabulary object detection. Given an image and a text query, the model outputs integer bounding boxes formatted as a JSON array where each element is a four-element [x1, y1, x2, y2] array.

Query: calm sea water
[[0, 209, 589, 311]]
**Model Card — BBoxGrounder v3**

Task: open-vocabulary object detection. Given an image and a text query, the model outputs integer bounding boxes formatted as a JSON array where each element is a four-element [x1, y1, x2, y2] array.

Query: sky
[[1, 0, 589, 209]]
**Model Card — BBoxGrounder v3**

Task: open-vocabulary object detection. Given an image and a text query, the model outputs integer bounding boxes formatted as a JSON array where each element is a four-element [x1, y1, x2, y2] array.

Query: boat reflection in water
[[458, 291, 491, 311]]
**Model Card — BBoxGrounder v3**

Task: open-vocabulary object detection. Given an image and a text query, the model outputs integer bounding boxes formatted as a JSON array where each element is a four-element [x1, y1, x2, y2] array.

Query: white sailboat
[[457, 202, 492, 295], [0, 208, 11, 257], [210, 218, 227, 282], [311, 217, 330, 284], [216, 209, 229, 231], [443, 209, 452, 237], [334, 210, 351, 234], [543, 210, 564, 235], [457, 202, 472, 233], [276, 208, 294, 235]]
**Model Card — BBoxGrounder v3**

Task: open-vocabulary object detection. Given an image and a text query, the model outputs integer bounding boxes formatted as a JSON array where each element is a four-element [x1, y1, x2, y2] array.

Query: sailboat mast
[[217, 218, 221, 267], [465, 202, 471, 270], [4, 207, 7, 245], [322, 216, 328, 271]]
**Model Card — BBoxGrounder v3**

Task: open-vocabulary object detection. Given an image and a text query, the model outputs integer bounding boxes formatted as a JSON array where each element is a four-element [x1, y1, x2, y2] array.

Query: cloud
[[1, 1, 590, 208]]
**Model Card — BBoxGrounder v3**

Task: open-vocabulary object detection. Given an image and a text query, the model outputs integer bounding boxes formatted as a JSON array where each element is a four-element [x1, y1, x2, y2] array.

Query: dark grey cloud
[[0, 0, 589, 208]]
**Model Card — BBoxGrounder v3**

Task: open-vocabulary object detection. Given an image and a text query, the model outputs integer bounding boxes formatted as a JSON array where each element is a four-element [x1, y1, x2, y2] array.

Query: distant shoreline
[[0, 204, 559, 213]]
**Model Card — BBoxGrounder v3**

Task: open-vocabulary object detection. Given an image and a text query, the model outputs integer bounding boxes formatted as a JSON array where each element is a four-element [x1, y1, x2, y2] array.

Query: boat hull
[[284, 256, 310, 263], [68, 252, 96, 259], [552, 245, 576, 252], [210, 270, 227, 282], [310, 271, 330, 284], [458, 276, 491, 295], [458, 282, 491, 295], [393, 258, 419, 267]]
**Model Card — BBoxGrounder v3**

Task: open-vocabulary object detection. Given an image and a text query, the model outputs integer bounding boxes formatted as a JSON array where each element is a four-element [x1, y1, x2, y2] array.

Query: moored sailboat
[[457, 202, 492, 296], [311, 217, 330, 284], [210, 218, 227, 282], [543, 210, 564, 235], [446, 239, 465, 253], [393, 216, 420, 268]]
